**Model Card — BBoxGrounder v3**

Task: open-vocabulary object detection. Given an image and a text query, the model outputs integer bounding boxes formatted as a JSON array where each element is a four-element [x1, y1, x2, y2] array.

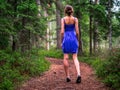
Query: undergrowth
[[96, 48, 120, 90], [0, 49, 50, 90], [2, 48, 119, 90], [39, 49, 63, 59]]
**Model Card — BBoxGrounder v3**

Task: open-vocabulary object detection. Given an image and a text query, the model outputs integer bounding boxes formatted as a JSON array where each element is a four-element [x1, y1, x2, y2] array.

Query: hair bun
[[64, 5, 73, 16], [68, 10, 72, 13]]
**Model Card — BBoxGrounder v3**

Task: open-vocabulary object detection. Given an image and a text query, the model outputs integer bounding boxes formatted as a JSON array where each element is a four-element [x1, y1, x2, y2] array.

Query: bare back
[[64, 16, 75, 25]]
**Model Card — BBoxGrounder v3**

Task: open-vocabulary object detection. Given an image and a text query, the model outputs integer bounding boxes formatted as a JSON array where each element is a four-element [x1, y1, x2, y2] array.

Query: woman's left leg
[[73, 53, 81, 83], [72, 54, 80, 76]]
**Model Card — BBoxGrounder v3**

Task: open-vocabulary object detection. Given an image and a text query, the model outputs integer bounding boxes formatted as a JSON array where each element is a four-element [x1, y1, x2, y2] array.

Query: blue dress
[[62, 18, 78, 54]]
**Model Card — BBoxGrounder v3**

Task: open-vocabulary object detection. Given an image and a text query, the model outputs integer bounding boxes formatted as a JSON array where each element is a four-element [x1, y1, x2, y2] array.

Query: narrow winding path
[[19, 58, 108, 90]]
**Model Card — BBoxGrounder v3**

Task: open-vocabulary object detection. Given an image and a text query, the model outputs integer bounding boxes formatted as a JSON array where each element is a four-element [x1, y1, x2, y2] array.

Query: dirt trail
[[18, 58, 108, 90]]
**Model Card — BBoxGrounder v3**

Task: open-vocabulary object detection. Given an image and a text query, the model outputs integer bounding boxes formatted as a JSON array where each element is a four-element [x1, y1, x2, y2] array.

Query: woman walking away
[[60, 5, 81, 83]]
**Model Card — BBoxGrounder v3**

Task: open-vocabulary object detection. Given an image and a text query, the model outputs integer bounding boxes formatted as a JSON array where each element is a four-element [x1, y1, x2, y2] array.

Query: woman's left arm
[[75, 18, 79, 41]]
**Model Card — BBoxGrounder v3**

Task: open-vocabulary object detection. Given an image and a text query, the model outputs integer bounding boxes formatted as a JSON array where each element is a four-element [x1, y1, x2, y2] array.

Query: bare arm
[[60, 18, 64, 44], [75, 18, 79, 41]]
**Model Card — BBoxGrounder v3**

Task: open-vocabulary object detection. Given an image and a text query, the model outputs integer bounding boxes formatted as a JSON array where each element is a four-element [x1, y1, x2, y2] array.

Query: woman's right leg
[[63, 54, 70, 79]]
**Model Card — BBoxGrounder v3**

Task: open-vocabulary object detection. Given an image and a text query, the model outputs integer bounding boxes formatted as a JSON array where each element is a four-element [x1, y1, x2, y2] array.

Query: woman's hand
[[78, 41, 80, 48]]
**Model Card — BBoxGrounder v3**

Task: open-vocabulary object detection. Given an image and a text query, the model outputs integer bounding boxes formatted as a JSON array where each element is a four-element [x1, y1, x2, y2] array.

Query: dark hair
[[64, 5, 73, 16]]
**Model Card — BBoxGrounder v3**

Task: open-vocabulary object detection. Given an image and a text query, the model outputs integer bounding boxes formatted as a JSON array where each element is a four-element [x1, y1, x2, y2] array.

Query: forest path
[[19, 58, 108, 90]]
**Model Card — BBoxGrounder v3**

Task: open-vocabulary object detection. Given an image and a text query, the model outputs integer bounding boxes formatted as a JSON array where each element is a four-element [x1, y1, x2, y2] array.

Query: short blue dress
[[62, 18, 78, 54]]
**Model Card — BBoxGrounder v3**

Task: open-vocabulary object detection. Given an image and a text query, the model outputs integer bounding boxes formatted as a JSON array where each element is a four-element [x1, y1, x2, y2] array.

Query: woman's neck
[[66, 15, 72, 17]]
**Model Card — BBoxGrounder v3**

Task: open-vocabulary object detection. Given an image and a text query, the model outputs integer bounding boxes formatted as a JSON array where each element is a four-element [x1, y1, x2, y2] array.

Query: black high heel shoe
[[66, 78, 71, 82], [76, 76, 81, 83]]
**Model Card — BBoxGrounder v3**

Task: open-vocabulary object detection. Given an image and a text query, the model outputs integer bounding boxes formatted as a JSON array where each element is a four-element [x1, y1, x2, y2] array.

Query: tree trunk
[[89, 0, 93, 55], [93, 0, 99, 53], [55, 0, 61, 49], [89, 15, 93, 55], [35, 0, 42, 48], [36, 0, 40, 5], [108, 0, 112, 50], [12, 0, 17, 51], [12, 35, 17, 51], [78, 0, 83, 55], [19, 17, 31, 53], [75, 0, 83, 55], [93, 21, 98, 53], [46, 22, 50, 50], [78, 22, 83, 55]]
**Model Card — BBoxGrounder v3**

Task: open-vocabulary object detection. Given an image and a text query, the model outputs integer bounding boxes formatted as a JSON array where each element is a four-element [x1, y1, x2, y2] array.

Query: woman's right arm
[[75, 18, 79, 41], [60, 18, 64, 44]]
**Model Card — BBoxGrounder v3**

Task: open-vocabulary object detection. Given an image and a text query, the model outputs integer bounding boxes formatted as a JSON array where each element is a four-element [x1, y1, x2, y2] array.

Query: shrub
[[39, 49, 63, 59], [96, 48, 120, 89], [78, 48, 120, 90], [0, 49, 50, 90]]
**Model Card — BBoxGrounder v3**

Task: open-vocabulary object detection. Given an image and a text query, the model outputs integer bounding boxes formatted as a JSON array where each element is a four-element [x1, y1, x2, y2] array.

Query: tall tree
[[12, 0, 18, 51], [55, 0, 63, 49], [108, 0, 112, 50], [75, 0, 83, 55], [1, 0, 47, 51], [93, 0, 99, 53], [89, 0, 93, 55]]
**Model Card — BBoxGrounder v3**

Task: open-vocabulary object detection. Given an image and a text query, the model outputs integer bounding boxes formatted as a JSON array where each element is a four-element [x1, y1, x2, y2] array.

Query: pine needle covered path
[[19, 58, 109, 90]]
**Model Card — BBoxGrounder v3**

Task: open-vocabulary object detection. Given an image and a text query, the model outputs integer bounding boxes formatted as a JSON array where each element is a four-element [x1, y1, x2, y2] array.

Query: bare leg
[[73, 53, 81, 83], [63, 54, 70, 78], [72, 54, 80, 76]]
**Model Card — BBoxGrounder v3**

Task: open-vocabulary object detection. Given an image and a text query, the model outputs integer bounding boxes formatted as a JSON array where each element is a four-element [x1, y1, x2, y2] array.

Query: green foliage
[[39, 49, 63, 59], [0, 49, 50, 90], [0, 0, 120, 89], [0, 0, 47, 50], [78, 48, 119, 89], [112, 17, 120, 38], [78, 48, 120, 89], [93, 4, 107, 25], [78, 56, 102, 68], [0, 34, 9, 49], [96, 48, 120, 89], [0, 78, 14, 90]]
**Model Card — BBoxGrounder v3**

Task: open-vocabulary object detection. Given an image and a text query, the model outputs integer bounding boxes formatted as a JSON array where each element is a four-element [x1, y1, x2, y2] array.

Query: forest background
[[0, 0, 120, 90]]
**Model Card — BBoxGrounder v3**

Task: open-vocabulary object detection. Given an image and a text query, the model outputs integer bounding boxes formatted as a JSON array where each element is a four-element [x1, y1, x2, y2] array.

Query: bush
[[78, 48, 120, 90], [0, 49, 50, 90], [96, 48, 120, 90], [0, 34, 9, 49], [39, 49, 63, 59]]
